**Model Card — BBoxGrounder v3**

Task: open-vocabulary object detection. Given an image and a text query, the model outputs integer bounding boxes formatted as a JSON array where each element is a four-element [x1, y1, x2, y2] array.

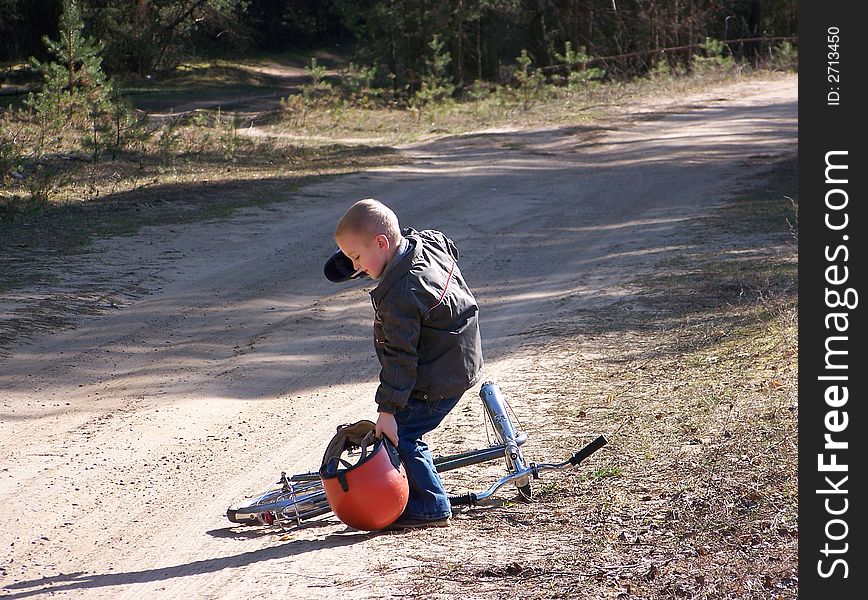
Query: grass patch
[[262, 67, 784, 147]]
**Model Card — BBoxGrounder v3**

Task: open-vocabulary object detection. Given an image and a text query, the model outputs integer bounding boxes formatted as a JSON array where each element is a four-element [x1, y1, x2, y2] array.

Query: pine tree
[[413, 35, 456, 109], [27, 0, 126, 159]]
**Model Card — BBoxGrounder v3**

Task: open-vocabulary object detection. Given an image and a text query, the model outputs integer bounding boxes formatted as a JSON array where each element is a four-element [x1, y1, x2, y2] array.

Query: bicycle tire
[[227, 478, 331, 528], [226, 507, 258, 524], [227, 487, 287, 524]]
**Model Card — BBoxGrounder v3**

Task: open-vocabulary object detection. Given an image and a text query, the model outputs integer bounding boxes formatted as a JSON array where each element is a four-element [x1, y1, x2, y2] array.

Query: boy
[[324, 199, 483, 529]]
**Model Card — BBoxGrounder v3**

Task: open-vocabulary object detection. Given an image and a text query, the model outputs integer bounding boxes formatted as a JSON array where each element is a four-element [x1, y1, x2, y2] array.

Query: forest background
[[1, 0, 798, 223], [2, 0, 797, 81]]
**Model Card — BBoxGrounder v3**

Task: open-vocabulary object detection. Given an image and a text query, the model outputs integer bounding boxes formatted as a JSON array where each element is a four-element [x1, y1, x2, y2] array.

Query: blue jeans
[[393, 393, 463, 520]]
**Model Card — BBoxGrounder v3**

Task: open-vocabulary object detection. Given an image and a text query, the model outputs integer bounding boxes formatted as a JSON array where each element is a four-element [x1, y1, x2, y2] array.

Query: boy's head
[[334, 199, 402, 280]]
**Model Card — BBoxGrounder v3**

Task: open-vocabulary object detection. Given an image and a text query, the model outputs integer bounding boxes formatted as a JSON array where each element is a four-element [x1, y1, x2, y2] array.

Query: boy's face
[[335, 231, 393, 279]]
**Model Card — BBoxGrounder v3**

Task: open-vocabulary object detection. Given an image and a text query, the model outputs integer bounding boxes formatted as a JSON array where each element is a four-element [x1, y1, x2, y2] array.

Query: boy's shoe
[[381, 516, 450, 531]]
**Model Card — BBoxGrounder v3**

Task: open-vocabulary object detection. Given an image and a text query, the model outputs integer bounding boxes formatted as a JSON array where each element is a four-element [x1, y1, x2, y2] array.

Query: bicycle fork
[[480, 381, 530, 489], [450, 382, 608, 506]]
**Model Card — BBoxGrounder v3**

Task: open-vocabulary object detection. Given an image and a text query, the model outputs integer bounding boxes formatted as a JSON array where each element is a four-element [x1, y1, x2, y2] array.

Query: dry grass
[[260, 68, 783, 147]]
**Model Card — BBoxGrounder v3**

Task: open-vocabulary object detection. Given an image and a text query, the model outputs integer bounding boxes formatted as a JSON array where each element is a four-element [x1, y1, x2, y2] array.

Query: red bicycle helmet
[[319, 420, 409, 530]]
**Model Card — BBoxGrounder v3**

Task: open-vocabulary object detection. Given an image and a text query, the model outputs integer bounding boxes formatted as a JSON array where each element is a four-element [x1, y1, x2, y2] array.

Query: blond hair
[[335, 199, 401, 243]]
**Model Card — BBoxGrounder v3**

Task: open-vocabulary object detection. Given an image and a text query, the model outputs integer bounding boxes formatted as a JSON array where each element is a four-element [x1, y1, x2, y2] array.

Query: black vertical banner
[[798, 1, 865, 597]]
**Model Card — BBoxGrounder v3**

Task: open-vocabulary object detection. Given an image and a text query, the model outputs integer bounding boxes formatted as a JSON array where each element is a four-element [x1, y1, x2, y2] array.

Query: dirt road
[[0, 74, 796, 599]]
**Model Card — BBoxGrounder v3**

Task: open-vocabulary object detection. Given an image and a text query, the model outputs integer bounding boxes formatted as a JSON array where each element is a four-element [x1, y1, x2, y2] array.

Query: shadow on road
[[2, 527, 374, 598], [0, 95, 797, 407]]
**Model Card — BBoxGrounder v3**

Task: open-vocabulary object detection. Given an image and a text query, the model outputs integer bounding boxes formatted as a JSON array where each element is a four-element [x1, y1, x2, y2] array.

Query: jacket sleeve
[[374, 278, 422, 413]]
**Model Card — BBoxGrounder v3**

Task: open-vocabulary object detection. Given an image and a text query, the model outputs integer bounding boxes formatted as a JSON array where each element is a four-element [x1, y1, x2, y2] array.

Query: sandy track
[[0, 74, 796, 599]]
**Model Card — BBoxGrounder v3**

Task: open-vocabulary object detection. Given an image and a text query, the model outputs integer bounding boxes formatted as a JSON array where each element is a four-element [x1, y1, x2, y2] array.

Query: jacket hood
[[372, 228, 458, 301]]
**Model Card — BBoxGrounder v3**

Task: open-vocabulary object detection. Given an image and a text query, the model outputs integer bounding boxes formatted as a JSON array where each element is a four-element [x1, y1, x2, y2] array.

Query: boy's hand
[[376, 411, 399, 447]]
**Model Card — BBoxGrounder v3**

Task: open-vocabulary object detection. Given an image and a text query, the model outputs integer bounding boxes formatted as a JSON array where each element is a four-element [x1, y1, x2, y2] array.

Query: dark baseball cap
[[324, 249, 364, 282]]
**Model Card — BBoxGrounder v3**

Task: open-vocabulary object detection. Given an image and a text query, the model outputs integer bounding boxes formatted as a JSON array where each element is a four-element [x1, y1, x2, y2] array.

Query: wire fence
[[541, 36, 799, 77]]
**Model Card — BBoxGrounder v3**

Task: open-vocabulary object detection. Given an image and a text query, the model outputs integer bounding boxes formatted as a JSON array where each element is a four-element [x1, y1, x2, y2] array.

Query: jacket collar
[[371, 231, 419, 302]]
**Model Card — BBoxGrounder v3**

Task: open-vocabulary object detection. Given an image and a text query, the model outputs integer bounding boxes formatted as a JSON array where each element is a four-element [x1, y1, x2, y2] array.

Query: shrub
[[766, 41, 798, 72], [412, 35, 456, 111], [339, 62, 382, 108], [692, 38, 736, 74], [302, 57, 333, 106], [553, 42, 606, 90], [512, 49, 546, 112]]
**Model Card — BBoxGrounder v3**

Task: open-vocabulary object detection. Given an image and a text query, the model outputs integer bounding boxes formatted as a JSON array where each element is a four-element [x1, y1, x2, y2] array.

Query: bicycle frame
[[226, 381, 606, 530]]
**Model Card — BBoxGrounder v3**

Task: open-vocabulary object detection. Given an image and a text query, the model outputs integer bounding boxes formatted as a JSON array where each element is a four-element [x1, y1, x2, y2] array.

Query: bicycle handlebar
[[569, 435, 607, 466], [449, 434, 608, 506]]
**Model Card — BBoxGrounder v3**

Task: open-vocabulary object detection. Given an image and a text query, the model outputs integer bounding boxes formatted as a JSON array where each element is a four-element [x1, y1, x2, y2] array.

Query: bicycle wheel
[[227, 474, 332, 530], [479, 382, 533, 501]]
